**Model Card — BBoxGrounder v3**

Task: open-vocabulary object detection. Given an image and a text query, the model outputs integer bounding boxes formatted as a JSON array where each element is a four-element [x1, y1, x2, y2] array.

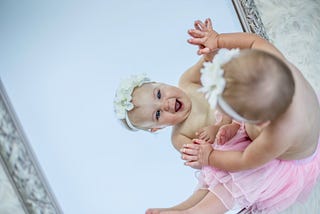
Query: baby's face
[[128, 82, 192, 130]]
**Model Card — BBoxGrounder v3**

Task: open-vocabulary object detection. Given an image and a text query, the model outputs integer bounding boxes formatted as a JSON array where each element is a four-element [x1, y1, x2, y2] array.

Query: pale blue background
[[0, 0, 242, 213]]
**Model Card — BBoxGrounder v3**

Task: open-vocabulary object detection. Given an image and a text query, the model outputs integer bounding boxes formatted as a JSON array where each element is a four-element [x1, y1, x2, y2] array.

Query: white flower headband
[[199, 48, 259, 123], [114, 73, 151, 131]]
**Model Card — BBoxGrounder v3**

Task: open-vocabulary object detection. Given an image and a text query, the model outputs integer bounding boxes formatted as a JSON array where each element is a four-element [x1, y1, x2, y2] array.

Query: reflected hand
[[187, 18, 219, 55], [180, 139, 213, 169], [195, 124, 220, 144]]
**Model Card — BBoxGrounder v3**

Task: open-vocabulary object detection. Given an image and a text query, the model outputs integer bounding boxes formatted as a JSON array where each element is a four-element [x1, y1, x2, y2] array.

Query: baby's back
[[278, 63, 320, 160]]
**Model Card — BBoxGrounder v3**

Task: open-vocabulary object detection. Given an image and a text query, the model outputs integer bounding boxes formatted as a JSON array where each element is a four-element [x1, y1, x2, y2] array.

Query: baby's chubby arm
[[171, 132, 194, 152], [209, 133, 290, 171], [183, 130, 291, 172], [178, 50, 217, 89], [187, 18, 286, 61]]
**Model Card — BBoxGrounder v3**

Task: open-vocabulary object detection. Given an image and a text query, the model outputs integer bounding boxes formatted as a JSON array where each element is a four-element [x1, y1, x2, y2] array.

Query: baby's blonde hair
[[222, 49, 295, 122]]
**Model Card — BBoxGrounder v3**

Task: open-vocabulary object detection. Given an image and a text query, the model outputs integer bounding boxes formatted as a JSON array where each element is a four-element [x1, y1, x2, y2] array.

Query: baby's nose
[[162, 99, 173, 112]]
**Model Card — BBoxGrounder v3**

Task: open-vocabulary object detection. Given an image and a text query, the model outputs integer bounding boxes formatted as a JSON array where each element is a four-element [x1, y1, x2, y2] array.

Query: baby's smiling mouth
[[175, 99, 182, 112]]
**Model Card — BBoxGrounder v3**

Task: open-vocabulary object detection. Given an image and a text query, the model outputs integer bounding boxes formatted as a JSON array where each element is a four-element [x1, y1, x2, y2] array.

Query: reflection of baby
[[114, 51, 234, 213]]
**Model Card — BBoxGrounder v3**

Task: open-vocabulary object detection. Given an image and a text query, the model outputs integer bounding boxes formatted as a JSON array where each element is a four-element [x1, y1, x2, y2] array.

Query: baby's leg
[[146, 189, 208, 214], [160, 192, 227, 214], [216, 122, 240, 145]]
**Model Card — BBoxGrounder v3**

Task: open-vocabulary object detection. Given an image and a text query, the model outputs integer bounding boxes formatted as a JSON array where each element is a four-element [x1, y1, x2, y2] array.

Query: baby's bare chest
[[181, 98, 216, 138]]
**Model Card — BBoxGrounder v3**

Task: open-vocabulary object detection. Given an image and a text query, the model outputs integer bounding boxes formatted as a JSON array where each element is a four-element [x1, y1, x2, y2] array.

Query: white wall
[[0, 0, 242, 213]]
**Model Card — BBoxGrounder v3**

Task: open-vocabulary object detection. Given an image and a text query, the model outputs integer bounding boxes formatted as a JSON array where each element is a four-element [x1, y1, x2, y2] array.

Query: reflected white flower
[[114, 73, 151, 120], [199, 48, 240, 108]]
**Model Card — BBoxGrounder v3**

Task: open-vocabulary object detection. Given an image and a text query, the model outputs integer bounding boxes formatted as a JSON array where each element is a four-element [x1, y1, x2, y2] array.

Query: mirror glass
[[0, 0, 242, 213]]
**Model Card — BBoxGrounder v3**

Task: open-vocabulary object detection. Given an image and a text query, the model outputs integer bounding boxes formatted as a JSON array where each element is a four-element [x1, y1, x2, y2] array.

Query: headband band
[[114, 73, 151, 131], [217, 96, 260, 124], [125, 111, 139, 131]]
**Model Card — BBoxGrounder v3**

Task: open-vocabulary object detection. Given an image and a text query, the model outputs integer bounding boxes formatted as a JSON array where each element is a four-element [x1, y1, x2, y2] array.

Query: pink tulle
[[196, 126, 320, 213]]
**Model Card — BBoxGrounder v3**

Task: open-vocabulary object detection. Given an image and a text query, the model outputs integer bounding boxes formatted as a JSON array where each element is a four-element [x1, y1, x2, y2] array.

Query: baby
[[114, 51, 237, 213], [174, 18, 320, 214]]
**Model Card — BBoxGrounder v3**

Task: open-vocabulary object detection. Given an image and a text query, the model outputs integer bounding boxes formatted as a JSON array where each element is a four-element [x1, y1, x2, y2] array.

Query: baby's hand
[[180, 139, 213, 169], [187, 18, 219, 55], [216, 122, 240, 145], [195, 125, 220, 144]]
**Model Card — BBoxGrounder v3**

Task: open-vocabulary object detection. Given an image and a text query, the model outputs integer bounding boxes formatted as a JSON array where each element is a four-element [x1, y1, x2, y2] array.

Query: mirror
[[0, 0, 266, 213]]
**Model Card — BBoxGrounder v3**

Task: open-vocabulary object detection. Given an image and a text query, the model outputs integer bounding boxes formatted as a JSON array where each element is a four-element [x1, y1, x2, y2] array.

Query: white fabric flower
[[199, 48, 240, 109], [114, 73, 151, 119]]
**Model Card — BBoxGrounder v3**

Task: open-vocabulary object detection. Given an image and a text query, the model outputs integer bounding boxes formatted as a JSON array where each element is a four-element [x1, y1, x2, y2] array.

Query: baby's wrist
[[207, 149, 214, 166]]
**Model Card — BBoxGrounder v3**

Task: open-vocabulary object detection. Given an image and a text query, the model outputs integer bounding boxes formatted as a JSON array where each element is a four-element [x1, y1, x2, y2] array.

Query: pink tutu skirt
[[196, 126, 320, 213]]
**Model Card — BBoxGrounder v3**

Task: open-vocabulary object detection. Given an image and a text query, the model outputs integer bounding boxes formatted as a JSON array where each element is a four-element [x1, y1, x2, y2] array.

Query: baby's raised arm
[[187, 18, 285, 61], [178, 50, 217, 89]]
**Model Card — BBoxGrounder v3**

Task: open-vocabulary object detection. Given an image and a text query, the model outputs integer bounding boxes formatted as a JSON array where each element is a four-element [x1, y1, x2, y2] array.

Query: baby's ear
[[149, 127, 163, 133]]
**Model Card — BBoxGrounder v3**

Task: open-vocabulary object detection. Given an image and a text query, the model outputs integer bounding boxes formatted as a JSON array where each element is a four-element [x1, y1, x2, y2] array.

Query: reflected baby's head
[[114, 74, 192, 132]]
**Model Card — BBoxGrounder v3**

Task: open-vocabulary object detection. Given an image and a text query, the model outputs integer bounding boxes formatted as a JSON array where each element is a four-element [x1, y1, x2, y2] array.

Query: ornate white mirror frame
[[0, 0, 267, 213]]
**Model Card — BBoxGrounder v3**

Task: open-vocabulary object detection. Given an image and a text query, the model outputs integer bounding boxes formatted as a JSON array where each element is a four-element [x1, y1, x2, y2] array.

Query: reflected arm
[[187, 18, 286, 61], [178, 57, 205, 87], [178, 51, 217, 88]]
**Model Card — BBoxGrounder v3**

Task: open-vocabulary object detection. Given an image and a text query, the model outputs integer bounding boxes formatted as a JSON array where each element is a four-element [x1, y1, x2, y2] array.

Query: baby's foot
[[161, 210, 189, 214], [145, 208, 170, 214], [216, 123, 240, 145], [146, 208, 188, 214]]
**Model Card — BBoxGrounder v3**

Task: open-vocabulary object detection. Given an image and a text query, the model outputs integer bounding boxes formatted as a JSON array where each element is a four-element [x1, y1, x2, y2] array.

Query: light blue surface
[[0, 0, 242, 213]]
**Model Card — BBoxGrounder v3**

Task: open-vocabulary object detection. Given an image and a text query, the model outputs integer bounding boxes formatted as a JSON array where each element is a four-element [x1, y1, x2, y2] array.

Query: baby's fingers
[[187, 37, 206, 46], [198, 47, 211, 55], [192, 139, 207, 145], [194, 20, 207, 31], [188, 29, 205, 38], [184, 161, 201, 169], [205, 18, 213, 30], [180, 147, 198, 155], [181, 153, 198, 162]]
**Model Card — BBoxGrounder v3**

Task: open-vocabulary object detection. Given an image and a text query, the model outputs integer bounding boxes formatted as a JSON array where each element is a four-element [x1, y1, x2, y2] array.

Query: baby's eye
[[157, 90, 161, 99], [156, 110, 161, 121]]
